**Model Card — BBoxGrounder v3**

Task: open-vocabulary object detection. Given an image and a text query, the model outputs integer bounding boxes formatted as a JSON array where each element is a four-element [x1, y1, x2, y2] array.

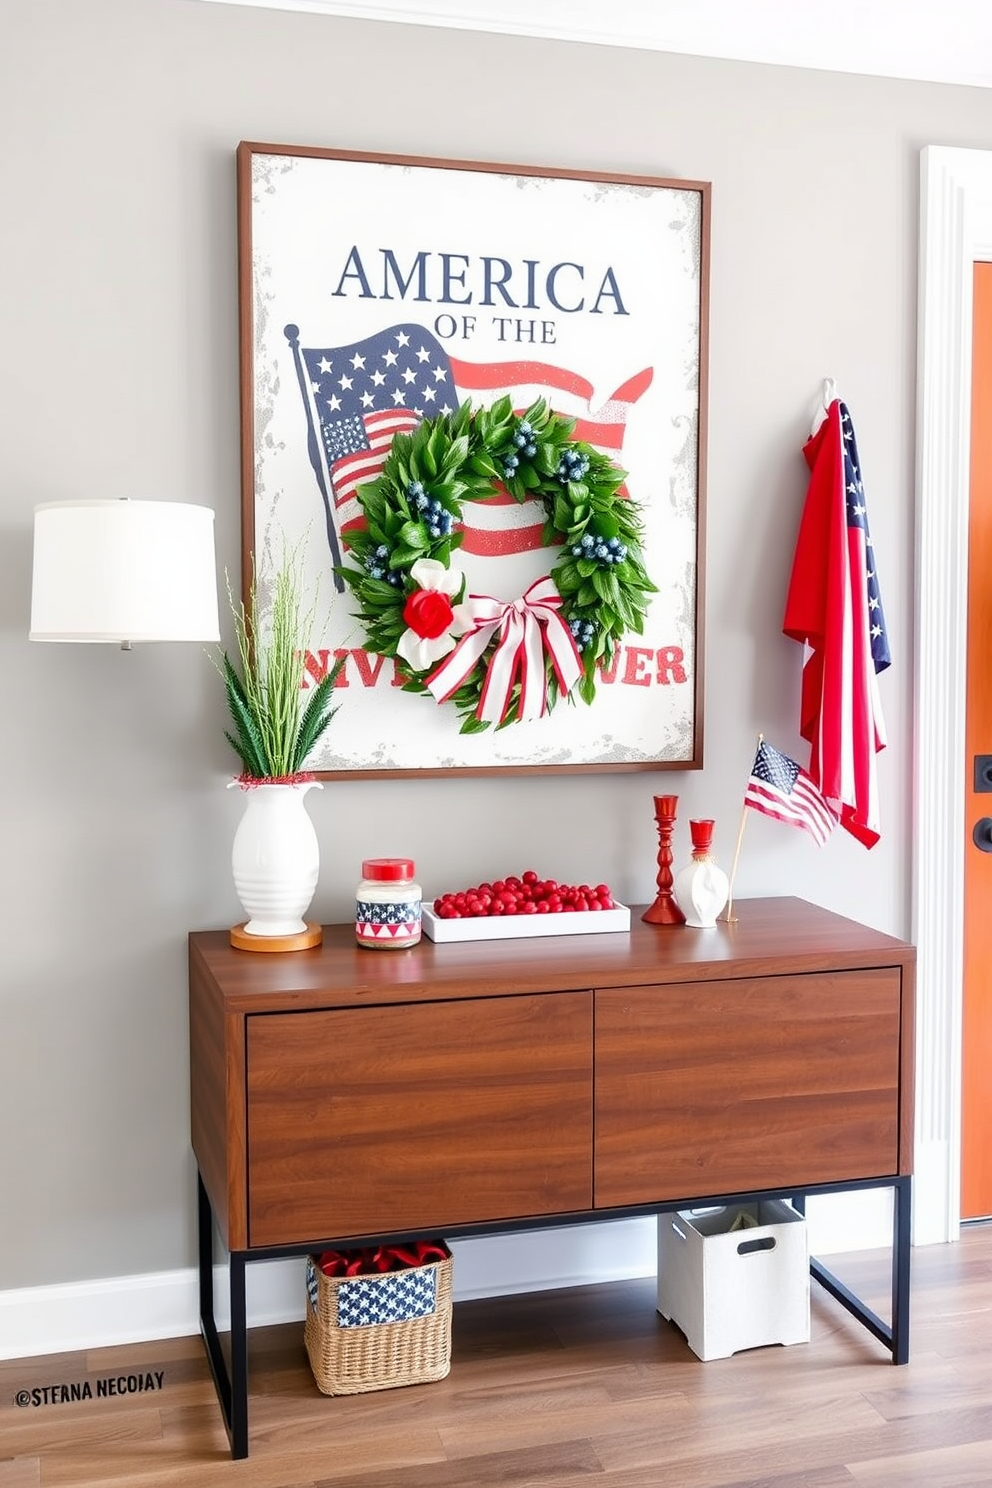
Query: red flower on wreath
[[403, 588, 455, 640], [395, 558, 473, 673]]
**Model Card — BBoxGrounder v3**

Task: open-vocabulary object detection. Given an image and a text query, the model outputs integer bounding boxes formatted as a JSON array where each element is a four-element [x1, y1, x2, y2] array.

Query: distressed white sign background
[[240, 145, 708, 775]]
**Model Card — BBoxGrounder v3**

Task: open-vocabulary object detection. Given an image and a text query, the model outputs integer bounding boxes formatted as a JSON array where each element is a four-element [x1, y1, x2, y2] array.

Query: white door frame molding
[[915, 146, 992, 1244]]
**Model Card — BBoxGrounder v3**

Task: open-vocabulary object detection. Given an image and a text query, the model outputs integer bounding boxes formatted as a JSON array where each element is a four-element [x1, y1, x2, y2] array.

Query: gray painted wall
[[3, 0, 991, 1293]]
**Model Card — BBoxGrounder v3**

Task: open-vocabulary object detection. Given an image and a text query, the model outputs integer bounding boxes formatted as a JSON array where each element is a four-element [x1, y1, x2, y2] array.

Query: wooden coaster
[[230, 922, 323, 953]]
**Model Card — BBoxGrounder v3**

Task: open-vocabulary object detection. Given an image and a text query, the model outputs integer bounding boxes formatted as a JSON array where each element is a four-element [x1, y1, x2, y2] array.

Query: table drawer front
[[247, 991, 592, 1248], [594, 970, 902, 1208]]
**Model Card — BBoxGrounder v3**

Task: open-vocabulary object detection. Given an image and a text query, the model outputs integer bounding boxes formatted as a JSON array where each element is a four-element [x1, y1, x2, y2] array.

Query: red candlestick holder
[[688, 817, 715, 856], [642, 793, 685, 925]]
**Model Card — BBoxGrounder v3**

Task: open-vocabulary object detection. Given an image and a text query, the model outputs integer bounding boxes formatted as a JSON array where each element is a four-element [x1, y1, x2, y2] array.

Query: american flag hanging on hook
[[783, 394, 891, 848]]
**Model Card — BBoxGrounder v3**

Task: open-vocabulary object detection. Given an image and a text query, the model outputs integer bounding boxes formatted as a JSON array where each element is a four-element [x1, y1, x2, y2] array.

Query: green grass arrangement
[[220, 548, 341, 780]]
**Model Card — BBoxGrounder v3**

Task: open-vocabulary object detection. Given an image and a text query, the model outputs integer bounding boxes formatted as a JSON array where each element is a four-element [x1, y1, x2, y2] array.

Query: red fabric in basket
[[317, 1240, 448, 1277]]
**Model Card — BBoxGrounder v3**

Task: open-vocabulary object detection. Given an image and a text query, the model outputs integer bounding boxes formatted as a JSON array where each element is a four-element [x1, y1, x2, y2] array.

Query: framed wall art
[[237, 142, 710, 778]]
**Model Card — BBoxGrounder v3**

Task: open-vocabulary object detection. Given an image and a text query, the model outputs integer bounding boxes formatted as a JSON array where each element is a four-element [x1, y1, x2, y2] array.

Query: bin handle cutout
[[737, 1235, 776, 1256], [670, 1221, 688, 1243]]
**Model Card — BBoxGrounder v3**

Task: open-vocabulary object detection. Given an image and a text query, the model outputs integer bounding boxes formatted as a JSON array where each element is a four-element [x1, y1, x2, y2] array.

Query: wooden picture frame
[[237, 142, 710, 778]]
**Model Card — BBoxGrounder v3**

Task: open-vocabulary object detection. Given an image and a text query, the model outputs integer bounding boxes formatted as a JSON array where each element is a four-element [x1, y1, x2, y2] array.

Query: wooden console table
[[189, 896, 915, 1459]]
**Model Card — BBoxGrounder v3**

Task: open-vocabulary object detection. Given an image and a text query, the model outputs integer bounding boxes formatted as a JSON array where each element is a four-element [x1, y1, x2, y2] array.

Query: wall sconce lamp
[[29, 499, 220, 648]]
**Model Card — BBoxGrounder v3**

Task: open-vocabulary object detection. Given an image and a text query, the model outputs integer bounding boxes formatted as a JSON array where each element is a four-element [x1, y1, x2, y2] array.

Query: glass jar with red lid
[[355, 858, 422, 950]]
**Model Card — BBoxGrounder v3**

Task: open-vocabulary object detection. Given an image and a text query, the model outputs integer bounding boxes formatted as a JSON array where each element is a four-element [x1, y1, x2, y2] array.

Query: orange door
[[963, 260, 992, 1220]]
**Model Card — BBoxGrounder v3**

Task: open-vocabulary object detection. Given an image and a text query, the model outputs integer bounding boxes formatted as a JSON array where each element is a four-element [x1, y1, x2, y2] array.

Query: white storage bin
[[657, 1199, 810, 1361]]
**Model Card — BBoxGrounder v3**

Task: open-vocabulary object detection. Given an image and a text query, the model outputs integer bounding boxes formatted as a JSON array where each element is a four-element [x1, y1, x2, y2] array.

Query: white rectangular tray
[[421, 902, 631, 943]]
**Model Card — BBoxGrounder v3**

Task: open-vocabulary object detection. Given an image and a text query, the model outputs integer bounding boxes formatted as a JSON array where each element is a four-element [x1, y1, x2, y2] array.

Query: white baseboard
[[0, 1205, 900, 1362], [0, 1220, 654, 1361], [804, 1188, 894, 1253], [912, 1139, 957, 1244]]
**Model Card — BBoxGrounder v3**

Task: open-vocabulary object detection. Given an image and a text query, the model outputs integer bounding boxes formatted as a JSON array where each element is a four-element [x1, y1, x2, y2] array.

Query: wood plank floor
[[2, 1225, 991, 1488]]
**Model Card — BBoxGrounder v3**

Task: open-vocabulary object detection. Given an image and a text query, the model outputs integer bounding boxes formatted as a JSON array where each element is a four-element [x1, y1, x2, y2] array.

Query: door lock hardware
[[974, 755, 992, 792], [973, 818, 992, 852]]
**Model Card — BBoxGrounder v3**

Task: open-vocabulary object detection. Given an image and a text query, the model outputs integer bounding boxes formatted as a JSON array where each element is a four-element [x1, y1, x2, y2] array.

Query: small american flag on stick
[[744, 738, 837, 846]]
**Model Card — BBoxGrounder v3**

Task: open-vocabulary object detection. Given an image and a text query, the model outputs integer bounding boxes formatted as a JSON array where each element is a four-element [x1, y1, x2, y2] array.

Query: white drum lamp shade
[[30, 499, 220, 644]]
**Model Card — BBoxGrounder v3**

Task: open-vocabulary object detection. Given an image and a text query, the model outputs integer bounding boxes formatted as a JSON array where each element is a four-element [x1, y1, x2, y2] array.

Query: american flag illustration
[[285, 322, 652, 571]]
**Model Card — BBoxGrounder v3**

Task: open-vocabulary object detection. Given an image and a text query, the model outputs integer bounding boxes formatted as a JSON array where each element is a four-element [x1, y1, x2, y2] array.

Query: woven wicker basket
[[304, 1246, 453, 1396]]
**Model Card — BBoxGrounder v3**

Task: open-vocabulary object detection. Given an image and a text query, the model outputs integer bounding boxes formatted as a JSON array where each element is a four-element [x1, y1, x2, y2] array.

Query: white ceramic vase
[[230, 780, 322, 937], [673, 818, 729, 929]]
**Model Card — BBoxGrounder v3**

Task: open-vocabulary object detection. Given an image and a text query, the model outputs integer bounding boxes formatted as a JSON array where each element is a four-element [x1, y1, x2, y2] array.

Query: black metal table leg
[[196, 1169, 251, 1458], [891, 1174, 912, 1364], [197, 1170, 215, 1339], [798, 1179, 911, 1364], [229, 1252, 249, 1458]]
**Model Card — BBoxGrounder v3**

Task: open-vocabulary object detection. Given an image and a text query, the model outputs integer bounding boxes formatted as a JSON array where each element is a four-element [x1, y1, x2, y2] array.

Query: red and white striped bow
[[425, 576, 583, 726]]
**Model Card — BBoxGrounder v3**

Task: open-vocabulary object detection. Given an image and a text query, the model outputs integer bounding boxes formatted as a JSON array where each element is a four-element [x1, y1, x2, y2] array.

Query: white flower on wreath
[[396, 558, 474, 673]]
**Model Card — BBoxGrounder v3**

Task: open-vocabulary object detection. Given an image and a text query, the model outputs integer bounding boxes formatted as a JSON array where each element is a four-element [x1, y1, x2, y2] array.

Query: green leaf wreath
[[337, 396, 656, 733]]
